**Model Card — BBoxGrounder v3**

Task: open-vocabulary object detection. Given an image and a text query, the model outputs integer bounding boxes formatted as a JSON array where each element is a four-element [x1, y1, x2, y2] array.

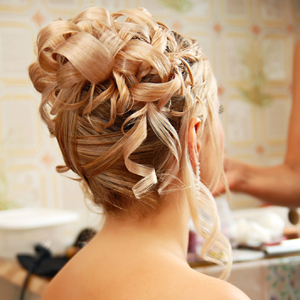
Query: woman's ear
[[188, 117, 201, 171]]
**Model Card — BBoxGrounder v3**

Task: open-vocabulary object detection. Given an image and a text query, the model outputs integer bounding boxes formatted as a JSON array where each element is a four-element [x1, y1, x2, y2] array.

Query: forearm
[[285, 100, 300, 169], [237, 40, 300, 206], [285, 40, 300, 168], [234, 163, 300, 208], [217, 39, 300, 204]]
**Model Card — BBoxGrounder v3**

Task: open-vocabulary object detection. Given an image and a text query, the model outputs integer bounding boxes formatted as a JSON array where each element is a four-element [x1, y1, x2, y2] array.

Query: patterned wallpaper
[[0, 0, 299, 212]]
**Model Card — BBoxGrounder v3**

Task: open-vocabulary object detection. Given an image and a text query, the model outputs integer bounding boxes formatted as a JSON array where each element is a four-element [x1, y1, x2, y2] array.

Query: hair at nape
[[29, 7, 231, 279]]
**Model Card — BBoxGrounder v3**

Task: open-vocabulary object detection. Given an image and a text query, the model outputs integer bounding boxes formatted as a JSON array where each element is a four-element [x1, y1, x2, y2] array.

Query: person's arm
[[213, 40, 300, 207], [214, 157, 300, 207], [285, 40, 300, 170]]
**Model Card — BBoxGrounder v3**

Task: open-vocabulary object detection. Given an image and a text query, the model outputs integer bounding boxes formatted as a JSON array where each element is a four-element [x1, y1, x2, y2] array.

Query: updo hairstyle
[[29, 7, 231, 278]]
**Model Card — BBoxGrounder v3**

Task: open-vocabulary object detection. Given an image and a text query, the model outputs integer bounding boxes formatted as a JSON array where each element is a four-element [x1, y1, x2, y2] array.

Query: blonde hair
[[29, 7, 231, 279]]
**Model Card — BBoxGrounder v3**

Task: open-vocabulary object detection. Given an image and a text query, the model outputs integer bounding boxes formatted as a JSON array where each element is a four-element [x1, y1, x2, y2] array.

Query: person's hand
[[213, 156, 247, 196], [213, 155, 300, 207]]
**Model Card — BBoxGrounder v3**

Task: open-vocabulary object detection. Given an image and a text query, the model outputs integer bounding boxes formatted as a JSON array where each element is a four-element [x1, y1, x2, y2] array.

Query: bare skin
[[213, 40, 300, 207], [214, 156, 300, 207], [42, 113, 249, 300], [42, 187, 248, 300]]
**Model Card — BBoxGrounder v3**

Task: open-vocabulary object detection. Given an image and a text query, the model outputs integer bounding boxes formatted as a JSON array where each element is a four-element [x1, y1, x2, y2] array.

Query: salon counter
[[193, 252, 300, 300]]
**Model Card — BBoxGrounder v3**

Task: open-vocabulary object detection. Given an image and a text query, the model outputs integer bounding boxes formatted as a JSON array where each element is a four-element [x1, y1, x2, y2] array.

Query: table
[[0, 258, 48, 300], [193, 254, 300, 300]]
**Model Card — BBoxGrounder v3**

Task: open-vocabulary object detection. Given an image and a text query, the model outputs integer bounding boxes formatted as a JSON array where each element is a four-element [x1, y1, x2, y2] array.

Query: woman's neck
[[95, 188, 191, 262]]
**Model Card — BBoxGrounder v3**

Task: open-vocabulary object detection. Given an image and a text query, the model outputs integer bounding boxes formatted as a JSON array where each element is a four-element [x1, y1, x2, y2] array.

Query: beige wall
[[0, 0, 299, 211]]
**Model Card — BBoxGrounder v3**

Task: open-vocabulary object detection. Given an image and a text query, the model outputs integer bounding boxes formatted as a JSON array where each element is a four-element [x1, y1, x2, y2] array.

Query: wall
[[0, 0, 299, 212]]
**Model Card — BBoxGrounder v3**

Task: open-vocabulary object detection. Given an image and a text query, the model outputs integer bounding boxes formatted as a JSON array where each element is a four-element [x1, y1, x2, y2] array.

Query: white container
[[0, 208, 80, 258]]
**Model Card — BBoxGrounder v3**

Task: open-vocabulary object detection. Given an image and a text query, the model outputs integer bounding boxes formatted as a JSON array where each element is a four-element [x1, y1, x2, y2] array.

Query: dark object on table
[[66, 228, 97, 258], [17, 243, 62, 300], [74, 228, 97, 248], [17, 248, 68, 278], [288, 208, 300, 225], [16, 228, 97, 300], [17, 228, 97, 277]]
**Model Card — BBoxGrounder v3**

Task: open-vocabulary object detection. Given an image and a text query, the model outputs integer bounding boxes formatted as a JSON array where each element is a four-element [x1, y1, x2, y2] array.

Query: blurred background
[[0, 0, 299, 215]]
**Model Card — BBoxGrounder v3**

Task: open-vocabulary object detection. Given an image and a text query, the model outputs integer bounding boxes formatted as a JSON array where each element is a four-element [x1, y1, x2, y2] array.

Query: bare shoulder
[[40, 244, 250, 300], [177, 268, 250, 300]]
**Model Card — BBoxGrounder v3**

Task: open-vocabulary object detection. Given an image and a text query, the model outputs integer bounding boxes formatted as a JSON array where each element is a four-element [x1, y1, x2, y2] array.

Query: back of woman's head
[[29, 6, 218, 216], [29, 6, 231, 279]]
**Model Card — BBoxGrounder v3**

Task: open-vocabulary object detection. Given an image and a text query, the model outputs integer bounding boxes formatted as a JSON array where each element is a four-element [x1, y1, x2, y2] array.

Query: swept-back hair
[[29, 7, 231, 279]]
